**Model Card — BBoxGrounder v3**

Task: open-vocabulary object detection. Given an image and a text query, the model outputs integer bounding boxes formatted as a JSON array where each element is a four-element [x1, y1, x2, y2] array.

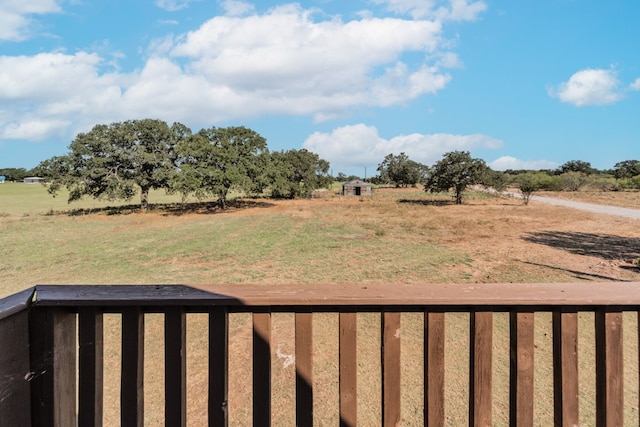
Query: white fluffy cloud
[[1, 3, 467, 141], [168, 4, 447, 118], [302, 124, 503, 169], [0, 0, 61, 41], [630, 78, 640, 91], [548, 68, 622, 106], [0, 52, 125, 140], [489, 156, 559, 171]]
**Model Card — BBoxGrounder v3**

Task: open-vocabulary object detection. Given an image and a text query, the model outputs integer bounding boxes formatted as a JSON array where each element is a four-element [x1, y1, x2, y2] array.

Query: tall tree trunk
[[218, 187, 229, 210], [140, 187, 149, 212]]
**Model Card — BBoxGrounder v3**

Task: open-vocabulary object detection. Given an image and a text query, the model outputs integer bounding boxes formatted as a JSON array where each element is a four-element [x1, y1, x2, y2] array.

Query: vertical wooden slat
[[253, 311, 271, 426], [425, 311, 445, 427], [165, 307, 186, 427], [552, 310, 579, 427], [295, 311, 313, 426], [0, 310, 32, 426], [595, 310, 623, 427], [121, 307, 144, 427], [78, 308, 104, 427], [470, 311, 492, 427], [339, 311, 357, 427], [209, 307, 229, 426], [29, 308, 77, 427], [509, 311, 534, 427], [382, 311, 401, 426]]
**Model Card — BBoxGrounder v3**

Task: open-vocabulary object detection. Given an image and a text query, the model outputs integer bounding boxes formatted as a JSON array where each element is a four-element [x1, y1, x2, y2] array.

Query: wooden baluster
[[595, 310, 623, 427], [165, 307, 186, 426], [425, 311, 445, 427], [253, 311, 271, 426], [553, 310, 579, 426], [339, 311, 357, 427], [510, 311, 534, 427], [383, 311, 402, 426], [121, 307, 144, 427], [29, 307, 77, 427], [209, 307, 229, 426], [78, 308, 104, 427], [295, 311, 314, 425], [470, 311, 492, 427]]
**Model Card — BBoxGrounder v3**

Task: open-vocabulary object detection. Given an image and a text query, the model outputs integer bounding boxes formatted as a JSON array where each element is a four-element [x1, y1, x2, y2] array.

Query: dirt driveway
[[532, 195, 640, 219]]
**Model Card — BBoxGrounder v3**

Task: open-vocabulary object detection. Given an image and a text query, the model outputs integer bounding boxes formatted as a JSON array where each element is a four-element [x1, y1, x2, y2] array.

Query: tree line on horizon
[[2, 118, 639, 208], [374, 153, 640, 204]]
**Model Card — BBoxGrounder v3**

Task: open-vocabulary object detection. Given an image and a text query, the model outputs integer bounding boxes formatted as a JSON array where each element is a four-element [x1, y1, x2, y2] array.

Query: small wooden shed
[[342, 179, 372, 196]]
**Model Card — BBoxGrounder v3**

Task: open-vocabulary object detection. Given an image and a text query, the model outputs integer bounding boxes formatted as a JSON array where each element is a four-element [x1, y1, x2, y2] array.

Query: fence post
[[0, 309, 32, 426]]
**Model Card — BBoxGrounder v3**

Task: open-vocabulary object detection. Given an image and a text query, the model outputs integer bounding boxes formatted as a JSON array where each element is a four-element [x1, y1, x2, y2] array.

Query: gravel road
[[531, 195, 640, 220]]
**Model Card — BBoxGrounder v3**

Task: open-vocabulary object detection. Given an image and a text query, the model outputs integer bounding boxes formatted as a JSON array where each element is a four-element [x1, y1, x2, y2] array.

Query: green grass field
[[1, 183, 639, 425]]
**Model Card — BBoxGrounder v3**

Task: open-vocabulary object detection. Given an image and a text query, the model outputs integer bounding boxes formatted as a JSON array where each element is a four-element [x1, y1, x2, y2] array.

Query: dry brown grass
[[3, 186, 640, 425]]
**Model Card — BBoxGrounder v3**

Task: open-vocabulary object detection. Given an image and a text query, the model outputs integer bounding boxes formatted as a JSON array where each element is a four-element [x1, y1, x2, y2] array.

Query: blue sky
[[1, 0, 639, 176]]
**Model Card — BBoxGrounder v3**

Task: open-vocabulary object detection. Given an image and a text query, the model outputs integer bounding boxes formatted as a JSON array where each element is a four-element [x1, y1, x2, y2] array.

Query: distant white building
[[23, 177, 45, 184]]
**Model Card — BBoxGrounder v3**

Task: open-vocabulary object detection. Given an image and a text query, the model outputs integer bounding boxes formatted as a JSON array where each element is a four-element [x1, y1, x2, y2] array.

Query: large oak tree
[[36, 119, 184, 211], [172, 126, 269, 209], [268, 149, 331, 198], [424, 151, 489, 204]]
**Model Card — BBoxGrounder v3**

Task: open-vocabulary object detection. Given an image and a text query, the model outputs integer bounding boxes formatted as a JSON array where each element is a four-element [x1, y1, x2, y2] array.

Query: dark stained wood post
[[253, 311, 271, 426], [382, 311, 402, 426], [552, 310, 579, 426], [121, 307, 144, 427], [78, 308, 104, 427], [29, 307, 77, 427], [295, 311, 314, 425], [339, 311, 357, 427], [0, 311, 32, 426], [425, 311, 445, 427], [470, 311, 492, 427], [209, 307, 229, 426], [595, 310, 623, 427], [165, 307, 186, 426], [0, 288, 35, 427], [509, 311, 534, 427]]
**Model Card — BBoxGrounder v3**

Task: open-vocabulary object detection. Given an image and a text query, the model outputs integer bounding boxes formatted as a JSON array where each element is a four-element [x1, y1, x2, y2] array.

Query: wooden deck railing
[[0, 283, 639, 426]]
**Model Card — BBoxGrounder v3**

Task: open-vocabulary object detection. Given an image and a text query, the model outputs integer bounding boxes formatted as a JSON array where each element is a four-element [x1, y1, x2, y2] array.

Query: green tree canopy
[[613, 160, 640, 179], [515, 173, 545, 205], [0, 168, 29, 181], [172, 126, 269, 209], [424, 151, 489, 204], [558, 160, 593, 175], [268, 149, 331, 198], [35, 119, 184, 211], [377, 152, 428, 187]]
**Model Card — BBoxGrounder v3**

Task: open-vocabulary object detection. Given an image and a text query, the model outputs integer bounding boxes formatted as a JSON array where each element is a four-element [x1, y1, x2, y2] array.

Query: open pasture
[[1, 184, 640, 425]]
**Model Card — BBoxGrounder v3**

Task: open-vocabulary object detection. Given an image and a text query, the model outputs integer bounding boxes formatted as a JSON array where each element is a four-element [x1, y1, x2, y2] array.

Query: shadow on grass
[[397, 198, 455, 206], [522, 231, 640, 262], [49, 199, 276, 217], [521, 260, 634, 282]]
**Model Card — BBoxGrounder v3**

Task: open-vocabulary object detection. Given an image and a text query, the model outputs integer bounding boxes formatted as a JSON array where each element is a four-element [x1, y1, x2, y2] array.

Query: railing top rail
[[28, 282, 640, 308], [0, 287, 35, 320]]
